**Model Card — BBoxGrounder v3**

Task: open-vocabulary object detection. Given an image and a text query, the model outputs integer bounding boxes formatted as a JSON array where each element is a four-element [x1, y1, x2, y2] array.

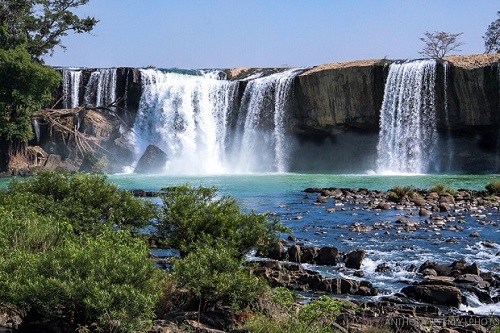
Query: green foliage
[[243, 295, 353, 333], [484, 11, 500, 53], [173, 243, 264, 315], [298, 296, 346, 326], [157, 184, 284, 255], [0, 208, 164, 332], [429, 183, 457, 195], [2, 170, 156, 233], [387, 185, 415, 202], [0, 47, 61, 144], [269, 287, 297, 312], [486, 181, 500, 196], [0, 0, 98, 60]]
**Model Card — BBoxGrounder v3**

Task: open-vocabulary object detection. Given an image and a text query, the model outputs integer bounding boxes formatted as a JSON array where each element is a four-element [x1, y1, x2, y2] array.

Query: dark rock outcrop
[[134, 145, 167, 174], [402, 284, 462, 308]]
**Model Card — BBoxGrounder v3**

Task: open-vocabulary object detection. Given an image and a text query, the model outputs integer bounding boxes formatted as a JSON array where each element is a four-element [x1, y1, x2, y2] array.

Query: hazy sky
[[44, 1, 499, 69]]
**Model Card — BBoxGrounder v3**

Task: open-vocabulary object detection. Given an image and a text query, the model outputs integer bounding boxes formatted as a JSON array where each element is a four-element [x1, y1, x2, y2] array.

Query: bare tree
[[484, 11, 500, 53], [419, 31, 464, 58]]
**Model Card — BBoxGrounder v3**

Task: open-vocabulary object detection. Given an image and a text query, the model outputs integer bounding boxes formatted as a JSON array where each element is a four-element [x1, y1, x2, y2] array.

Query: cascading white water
[[232, 68, 303, 173], [132, 69, 239, 174], [96, 69, 117, 107], [31, 118, 40, 144], [376, 59, 437, 174], [132, 68, 303, 174], [79, 69, 118, 107], [62, 69, 82, 109]]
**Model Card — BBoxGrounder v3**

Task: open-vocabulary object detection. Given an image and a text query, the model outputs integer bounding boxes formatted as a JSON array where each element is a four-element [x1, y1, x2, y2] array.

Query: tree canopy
[[0, 47, 61, 149], [419, 31, 464, 59], [484, 11, 500, 54], [0, 0, 98, 60]]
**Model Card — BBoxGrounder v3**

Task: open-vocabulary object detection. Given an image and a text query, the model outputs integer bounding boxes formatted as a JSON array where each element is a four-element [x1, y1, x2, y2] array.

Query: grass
[[486, 181, 500, 196], [429, 183, 457, 195]]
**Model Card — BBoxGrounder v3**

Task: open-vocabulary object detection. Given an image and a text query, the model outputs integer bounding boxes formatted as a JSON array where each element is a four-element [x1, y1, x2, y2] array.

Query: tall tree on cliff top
[[0, 0, 97, 170], [0, 0, 98, 60], [419, 31, 464, 59], [484, 11, 500, 54]]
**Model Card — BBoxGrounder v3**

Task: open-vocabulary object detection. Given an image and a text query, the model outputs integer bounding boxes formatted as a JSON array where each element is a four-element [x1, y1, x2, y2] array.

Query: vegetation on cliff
[[0, 0, 98, 172]]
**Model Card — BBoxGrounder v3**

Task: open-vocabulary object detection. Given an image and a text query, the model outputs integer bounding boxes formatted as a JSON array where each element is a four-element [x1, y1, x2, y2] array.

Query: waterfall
[[31, 118, 40, 144], [132, 68, 303, 174], [232, 68, 303, 173], [80, 69, 117, 107], [96, 69, 117, 107], [61, 69, 82, 108], [132, 69, 239, 174], [376, 59, 437, 174]]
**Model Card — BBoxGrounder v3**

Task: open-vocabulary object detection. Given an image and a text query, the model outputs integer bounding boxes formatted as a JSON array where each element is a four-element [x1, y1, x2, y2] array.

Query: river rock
[[401, 284, 462, 308], [318, 246, 340, 265], [287, 245, 301, 263], [134, 145, 167, 174], [300, 246, 319, 263], [344, 249, 365, 269]]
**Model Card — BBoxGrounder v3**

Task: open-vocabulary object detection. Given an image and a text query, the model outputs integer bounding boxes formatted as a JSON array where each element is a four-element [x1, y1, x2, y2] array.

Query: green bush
[[3, 170, 156, 233], [0, 171, 165, 332], [486, 181, 500, 196], [157, 184, 285, 256], [173, 243, 264, 318], [0, 214, 164, 332]]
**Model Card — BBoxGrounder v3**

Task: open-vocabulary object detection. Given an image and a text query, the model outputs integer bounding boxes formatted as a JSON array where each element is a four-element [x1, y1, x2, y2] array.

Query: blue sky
[[45, 1, 499, 69]]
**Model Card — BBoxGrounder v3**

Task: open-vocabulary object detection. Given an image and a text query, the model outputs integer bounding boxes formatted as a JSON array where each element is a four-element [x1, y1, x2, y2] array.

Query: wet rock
[[421, 268, 437, 276], [419, 208, 432, 216], [318, 246, 340, 265], [300, 246, 319, 263], [375, 263, 392, 273], [401, 284, 462, 307], [454, 274, 484, 285], [287, 245, 301, 263], [316, 195, 328, 203], [469, 231, 481, 238], [377, 202, 391, 210], [134, 145, 167, 174], [344, 249, 365, 269], [260, 241, 286, 260], [463, 263, 480, 276]]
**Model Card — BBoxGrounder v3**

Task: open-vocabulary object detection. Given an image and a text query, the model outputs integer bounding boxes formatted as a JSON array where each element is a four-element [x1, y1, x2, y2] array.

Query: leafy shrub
[[486, 181, 500, 196], [173, 243, 264, 318], [0, 171, 165, 332], [157, 184, 285, 256], [0, 214, 164, 332], [3, 170, 156, 233], [298, 296, 347, 325]]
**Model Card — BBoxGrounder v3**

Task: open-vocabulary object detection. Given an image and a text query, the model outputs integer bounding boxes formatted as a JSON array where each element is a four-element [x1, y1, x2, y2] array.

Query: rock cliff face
[[11, 55, 498, 175], [292, 59, 389, 135]]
